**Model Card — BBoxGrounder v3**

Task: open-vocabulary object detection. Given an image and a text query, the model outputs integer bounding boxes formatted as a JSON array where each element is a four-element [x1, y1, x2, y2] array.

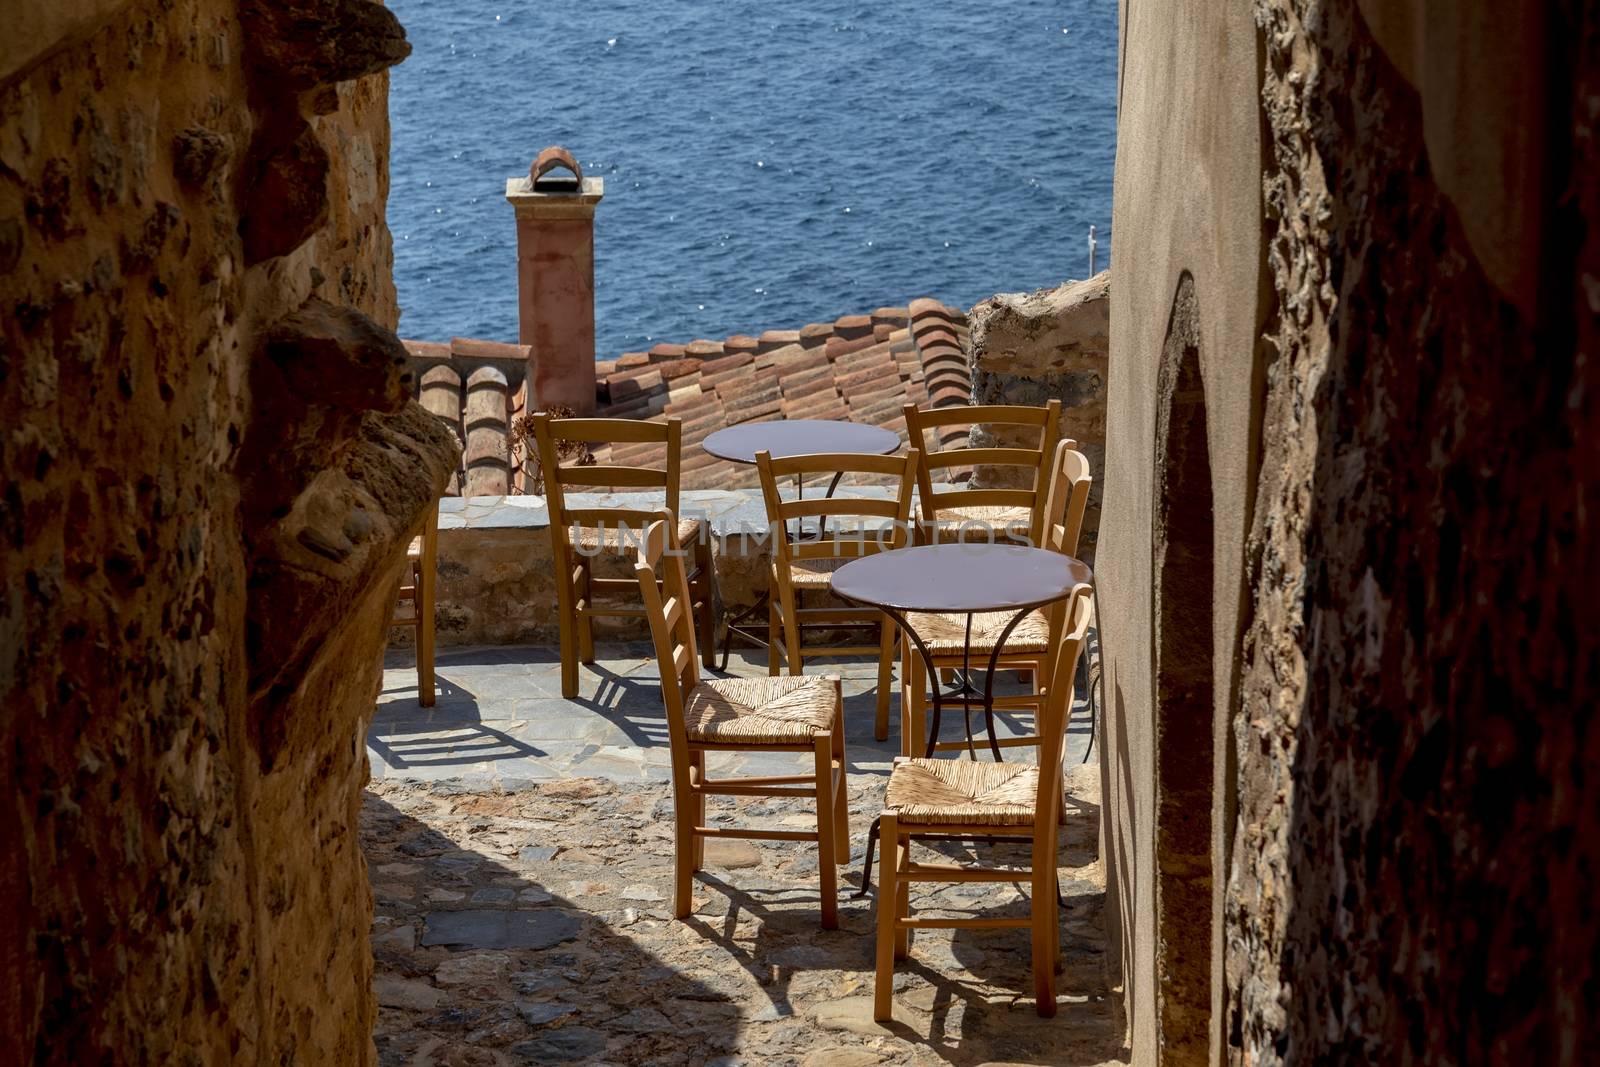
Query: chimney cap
[[530, 145, 582, 191]]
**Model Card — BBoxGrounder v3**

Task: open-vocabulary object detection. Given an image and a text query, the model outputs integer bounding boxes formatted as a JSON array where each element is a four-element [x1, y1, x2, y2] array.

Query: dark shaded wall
[[0, 1, 456, 1062], [1229, 1, 1599, 1061], [1106, 0, 1597, 1062]]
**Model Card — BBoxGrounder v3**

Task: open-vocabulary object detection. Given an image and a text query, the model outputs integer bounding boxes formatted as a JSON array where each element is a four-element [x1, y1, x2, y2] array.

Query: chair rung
[[796, 645, 882, 657], [793, 608, 881, 623], [690, 741, 815, 753], [588, 577, 638, 592], [927, 736, 1039, 752], [694, 827, 816, 842], [902, 862, 1033, 883], [897, 916, 1032, 930], [577, 605, 648, 618], [701, 784, 816, 798], [701, 773, 815, 788]]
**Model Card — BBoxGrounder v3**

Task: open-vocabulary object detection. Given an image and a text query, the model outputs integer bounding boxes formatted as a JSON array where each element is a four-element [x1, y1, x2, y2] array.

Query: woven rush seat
[[574, 516, 706, 553], [933, 504, 1034, 542], [903, 607, 1051, 656], [884, 758, 1041, 827], [785, 554, 854, 590], [684, 676, 839, 744]]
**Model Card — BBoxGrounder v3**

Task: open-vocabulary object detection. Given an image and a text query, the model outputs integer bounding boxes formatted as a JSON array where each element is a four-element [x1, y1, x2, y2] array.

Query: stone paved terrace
[[365, 645, 1125, 1065]]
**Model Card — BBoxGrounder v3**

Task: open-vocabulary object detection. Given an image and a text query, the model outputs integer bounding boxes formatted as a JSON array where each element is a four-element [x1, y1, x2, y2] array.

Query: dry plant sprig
[[509, 405, 594, 495]]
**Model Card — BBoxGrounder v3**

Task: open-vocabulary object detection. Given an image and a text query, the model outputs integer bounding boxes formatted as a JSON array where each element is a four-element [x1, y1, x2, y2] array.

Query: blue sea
[[387, 0, 1116, 358]]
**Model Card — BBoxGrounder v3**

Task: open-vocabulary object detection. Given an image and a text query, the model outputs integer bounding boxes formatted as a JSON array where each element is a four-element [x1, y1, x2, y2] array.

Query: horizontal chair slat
[[778, 497, 904, 520], [539, 417, 671, 444], [923, 447, 1042, 469], [555, 465, 670, 489], [789, 542, 882, 560], [912, 403, 1055, 428], [927, 488, 1037, 509], [762, 451, 909, 477], [661, 594, 685, 633], [561, 508, 671, 530]]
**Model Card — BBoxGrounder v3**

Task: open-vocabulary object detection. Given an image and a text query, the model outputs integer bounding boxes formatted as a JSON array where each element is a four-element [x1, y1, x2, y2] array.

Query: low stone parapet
[[405, 488, 926, 647]]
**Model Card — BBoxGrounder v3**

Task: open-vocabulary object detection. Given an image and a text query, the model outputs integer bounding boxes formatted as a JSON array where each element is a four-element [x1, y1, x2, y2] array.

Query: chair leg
[[898, 639, 913, 756], [906, 653, 927, 759], [767, 599, 782, 676], [814, 735, 839, 930], [874, 615, 895, 741], [691, 753, 707, 870], [782, 592, 804, 677], [831, 690, 850, 861], [892, 829, 911, 958], [416, 560, 436, 708], [1032, 868, 1058, 1016], [576, 568, 597, 666], [695, 537, 717, 670], [555, 574, 580, 700], [673, 786, 698, 920], [873, 815, 901, 1022]]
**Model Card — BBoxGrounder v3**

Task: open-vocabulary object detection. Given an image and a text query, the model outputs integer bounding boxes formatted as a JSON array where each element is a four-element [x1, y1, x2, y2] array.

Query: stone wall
[[967, 272, 1109, 552], [399, 490, 898, 648], [0, 2, 457, 1063], [1228, 2, 1599, 1062], [1103, 0, 1599, 1063]]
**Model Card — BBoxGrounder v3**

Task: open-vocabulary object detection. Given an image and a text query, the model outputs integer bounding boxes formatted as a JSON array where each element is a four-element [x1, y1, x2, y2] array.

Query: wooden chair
[[755, 448, 920, 743], [632, 517, 849, 928], [391, 501, 440, 706], [532, 413, 717, 698], [874, 586, 1095, 1020], [903, 399, 1062, 545], [898, 441, 1094, 755]]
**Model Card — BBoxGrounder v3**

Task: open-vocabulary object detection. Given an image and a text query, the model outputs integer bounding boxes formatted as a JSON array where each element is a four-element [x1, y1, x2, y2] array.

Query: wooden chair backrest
[[1030, 442, 1095, 652], [1032, 587, 1094, 840], [632, 517, 699, 747], [753, 450, 921, 572], [904, 400, 1062, 543], [1038, 441, 1094, 558], [531, 414, 682, 543]]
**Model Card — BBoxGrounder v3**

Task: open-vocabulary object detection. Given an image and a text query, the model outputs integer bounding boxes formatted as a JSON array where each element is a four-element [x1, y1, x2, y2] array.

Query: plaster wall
[[1100, 0, 1264, 1062]]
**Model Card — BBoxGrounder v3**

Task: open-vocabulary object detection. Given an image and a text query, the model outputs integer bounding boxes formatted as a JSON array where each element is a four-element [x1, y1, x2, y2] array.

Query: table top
[[702, 419, 902, 465], [830, 543, 1092, 614]]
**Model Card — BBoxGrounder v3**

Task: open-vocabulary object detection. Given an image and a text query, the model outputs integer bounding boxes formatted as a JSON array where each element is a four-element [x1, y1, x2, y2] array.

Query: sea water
[[388, 0, 1116, 357]]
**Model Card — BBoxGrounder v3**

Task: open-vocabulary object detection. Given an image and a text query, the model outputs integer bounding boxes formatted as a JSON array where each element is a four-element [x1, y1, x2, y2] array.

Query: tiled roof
[[404, 301, 972, 494]]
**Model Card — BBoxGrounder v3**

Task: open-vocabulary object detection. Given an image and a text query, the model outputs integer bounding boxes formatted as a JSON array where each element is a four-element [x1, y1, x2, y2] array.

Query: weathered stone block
[[967, 272, 1110, 554]]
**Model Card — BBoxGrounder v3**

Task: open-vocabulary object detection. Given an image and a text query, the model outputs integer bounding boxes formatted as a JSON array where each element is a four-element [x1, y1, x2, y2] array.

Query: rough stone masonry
[[0, 1, 457, 1062]]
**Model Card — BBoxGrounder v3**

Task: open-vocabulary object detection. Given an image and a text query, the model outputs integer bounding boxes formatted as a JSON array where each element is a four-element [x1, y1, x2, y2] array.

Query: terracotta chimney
[[505, 146, 604, 415]]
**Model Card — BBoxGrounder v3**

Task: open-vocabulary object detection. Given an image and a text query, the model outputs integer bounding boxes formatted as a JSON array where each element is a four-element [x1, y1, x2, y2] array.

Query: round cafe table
[[701, 419, 903, 668], [832, 542, 1092, 896], [831, 543, 1093, 760], [703, 419, 901, 482]]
